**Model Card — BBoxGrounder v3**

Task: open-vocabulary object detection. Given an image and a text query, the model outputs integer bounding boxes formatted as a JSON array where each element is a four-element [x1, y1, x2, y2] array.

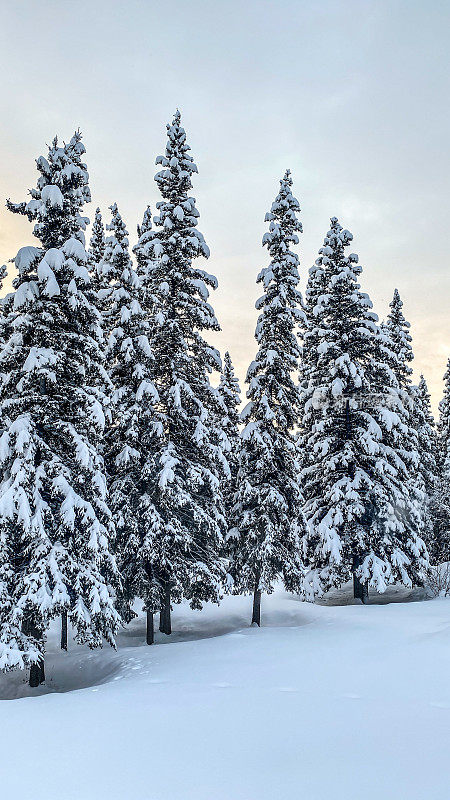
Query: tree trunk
[[146, 610, 154, 645], [61, 611, 68, 651], [252, 585, 262, 626], [29, 662, 41, 688], [353, 569, 369, 603], [160, 584, 172, 635]]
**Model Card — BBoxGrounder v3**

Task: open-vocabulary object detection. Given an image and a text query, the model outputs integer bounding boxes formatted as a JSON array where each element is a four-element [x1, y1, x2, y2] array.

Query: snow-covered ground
[[1, 587, 449, 800]]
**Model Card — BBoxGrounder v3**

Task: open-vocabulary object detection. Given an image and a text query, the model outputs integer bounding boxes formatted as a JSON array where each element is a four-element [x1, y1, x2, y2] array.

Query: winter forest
[[0, 109, 449, 696]]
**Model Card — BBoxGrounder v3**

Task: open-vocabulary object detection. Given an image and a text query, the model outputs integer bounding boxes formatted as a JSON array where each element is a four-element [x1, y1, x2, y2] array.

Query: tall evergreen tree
[[434, 360, 450, 562], [382, 289, 427, 560], [383, 289, 414, 388], [136, 205, 153, 241], [102, 204, 162, 644], [7, 131, 90, 248], [89, 207, 106, 264], [86, 206, 111, 445], [299, 218, 428, 601], [131, 111, 228, 634], [0, 133, 120, 686], [298, 252, 330, 478], [88, 207, 106, 291], [438, 359, 450, 474], [413, 375, 442, 561], [415, 376, 438, 491], [218, 352, 241, 528], [133, 205, 154, 315], [231, 170, 307, 625], [299, 259, 328, 392]]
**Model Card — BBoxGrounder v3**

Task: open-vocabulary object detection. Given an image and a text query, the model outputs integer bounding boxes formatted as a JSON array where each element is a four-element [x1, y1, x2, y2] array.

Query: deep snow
[[1, 587, 449, 800]]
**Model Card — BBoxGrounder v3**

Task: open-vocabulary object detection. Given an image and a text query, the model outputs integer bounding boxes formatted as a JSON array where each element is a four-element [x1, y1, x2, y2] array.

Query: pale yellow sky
[[1, 0, 449, 415]]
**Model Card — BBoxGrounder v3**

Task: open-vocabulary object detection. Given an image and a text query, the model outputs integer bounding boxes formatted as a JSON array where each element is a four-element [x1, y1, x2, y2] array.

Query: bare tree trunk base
[[29, 663, 41, 688], [146, 610, 154, 645], [353, 572, 369, 603], [252, 588, 261, 626], [61, 611, 68, 651], [29, 655, 45, 687], [159, 584, 172, 635]]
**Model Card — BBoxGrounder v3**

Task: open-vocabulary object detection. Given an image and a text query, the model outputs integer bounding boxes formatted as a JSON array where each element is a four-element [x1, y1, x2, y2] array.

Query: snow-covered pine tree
[[382, 289, 414, 388], [130, 111, 228, 634], [438, 359, 450, 473], [300, 218, 428, 602], [231, 170, 307, 625], [0, 133, 120, 686], [299, 257, 329, 394], [7, 132, 90, 249], [382, 289, 427, 562], [102, 204, 130, 289], [434, 360, 450, 562], [412, 375, 442, 561], [86, 208, 111, 439], [0, 267, 34, 674], [89, 206, 106, 263], [136, 205, 153, 241], [298, 248, 330, 481], [88, 207, 106, 290], [133, 205, 154, 313], [218, 352, 241, 529], [102, 203, 162, 644], [414, 376, 437, 485]]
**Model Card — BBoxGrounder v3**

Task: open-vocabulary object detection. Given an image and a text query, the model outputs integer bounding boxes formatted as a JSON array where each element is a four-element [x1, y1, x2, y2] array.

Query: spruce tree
[[88, 207, 106, 292], [231, 171, 307, 625], [298, 253, 330, 479], [299, 218, 428, 601], [133, 206, 154, 315], [7, 131, 90, 248], [86, 205, 111, 362], [103, 203, 162, 644], [438, 359, 450, 473], [383, 289, 414, 387], [136, 205, 153, 241], [382, 289, 427, 560], [131, 111, 227, 634], [89, 207, 106, 261], [434, 360, 450, 562], [218, 352, 241, 529], [0, 266, 36, 674], [413, 375, 443, 562], [415, 376, 438, 496], [299, 259, 329, 393], [0, 133, 120, 685], [85, 207, 111, 443]]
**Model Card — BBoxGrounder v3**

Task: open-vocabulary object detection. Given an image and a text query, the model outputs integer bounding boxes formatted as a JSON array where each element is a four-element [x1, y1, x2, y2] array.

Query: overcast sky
[[1, 0, 449, 411]]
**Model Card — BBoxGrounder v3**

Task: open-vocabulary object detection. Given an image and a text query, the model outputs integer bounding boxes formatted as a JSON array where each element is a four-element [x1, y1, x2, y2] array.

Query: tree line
[[0, 111, 449, 688]]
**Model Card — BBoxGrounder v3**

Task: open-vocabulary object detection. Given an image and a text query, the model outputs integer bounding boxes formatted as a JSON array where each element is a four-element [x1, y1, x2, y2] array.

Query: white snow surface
[[0, 587, 449, 800]]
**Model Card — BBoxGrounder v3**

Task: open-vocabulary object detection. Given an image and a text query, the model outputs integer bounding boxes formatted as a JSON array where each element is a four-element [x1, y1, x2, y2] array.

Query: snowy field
[[1, 588, 449, 800]]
